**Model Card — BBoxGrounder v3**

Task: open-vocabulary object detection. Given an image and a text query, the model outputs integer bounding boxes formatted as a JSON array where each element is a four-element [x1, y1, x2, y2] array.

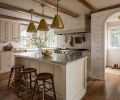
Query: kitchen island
[[14, 51, 87, 100]]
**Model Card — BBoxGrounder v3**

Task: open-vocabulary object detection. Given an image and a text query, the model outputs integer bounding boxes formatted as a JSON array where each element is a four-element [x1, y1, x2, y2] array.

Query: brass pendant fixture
[[51, 0, 64, 29], [27, 9, 37, 33], [118, 16, 120, 19], [37, 4, 49, 31]]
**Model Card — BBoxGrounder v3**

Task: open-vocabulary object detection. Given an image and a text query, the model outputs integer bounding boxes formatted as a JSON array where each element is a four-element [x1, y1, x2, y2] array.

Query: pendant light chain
[[57, 0, 58, 15], [31, 13, 32, 21], [30, 9, 33, 21], [42, 4, 44, 18]]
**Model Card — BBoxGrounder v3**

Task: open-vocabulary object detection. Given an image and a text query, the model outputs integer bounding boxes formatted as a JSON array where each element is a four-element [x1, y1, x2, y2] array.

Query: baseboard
[[90, 73, 104, 80]]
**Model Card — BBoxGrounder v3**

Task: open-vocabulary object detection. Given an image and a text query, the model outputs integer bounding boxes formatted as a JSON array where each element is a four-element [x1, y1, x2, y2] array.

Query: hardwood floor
[[0, 73, 120, 100], [82, 73, 120, 100]]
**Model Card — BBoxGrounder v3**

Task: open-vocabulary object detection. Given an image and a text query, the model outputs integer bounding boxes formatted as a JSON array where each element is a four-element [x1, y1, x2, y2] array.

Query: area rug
[[106, 68, 120, 75]]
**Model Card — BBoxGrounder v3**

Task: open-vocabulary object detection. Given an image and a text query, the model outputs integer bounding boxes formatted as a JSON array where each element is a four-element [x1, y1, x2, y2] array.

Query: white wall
[[108, 49, 120, 66], [91, 8, 120, 80]]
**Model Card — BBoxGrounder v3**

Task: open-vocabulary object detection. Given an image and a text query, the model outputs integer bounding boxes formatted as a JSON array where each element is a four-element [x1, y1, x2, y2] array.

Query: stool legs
[[32, 79, 37, 100], [32, 77, 56, 100], [51, 77, 56, 100], [8, 68, 13, 87], [43, 80, 45, 100], [17, 69, 36, 99], [8, 66, 24, 88]]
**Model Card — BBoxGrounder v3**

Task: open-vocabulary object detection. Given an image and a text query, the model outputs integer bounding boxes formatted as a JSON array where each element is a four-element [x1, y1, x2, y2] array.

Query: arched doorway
[[104, 12, 120, 78]]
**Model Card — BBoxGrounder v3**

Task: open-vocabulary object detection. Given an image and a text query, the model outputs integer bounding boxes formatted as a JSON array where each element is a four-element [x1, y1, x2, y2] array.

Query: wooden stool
[[8, 65, 24, 88], [32, 73, 56, 100], [17, 68, 36, 98]]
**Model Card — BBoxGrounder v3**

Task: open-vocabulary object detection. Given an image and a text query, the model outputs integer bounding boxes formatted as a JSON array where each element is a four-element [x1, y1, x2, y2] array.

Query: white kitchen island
[[14, 51, 87, 100]]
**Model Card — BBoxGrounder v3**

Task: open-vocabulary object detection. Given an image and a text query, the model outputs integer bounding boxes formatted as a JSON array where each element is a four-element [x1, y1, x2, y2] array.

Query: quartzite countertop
[[14, 51, 83, 65]]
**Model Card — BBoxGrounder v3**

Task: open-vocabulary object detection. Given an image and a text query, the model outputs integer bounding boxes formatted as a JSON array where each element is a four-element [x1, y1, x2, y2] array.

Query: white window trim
[[108, 26, 120, 49]]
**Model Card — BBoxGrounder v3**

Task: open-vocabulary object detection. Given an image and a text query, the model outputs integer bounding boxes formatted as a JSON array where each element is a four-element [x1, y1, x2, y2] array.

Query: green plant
[[30, 32, 47, 48]]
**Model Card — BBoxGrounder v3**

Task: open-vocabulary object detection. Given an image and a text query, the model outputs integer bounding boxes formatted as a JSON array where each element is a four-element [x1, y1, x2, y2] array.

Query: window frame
[[19, 24, 57, 49], [108, 25, 120, 49]]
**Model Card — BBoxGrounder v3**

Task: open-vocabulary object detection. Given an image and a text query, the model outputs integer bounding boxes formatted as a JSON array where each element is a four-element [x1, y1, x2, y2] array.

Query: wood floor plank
[[82, 73, 120, 100], [0, 73, 120, 100]]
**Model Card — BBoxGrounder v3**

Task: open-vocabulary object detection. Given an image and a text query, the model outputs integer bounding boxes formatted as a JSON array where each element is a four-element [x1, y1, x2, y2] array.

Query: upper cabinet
[[0, 19, 20, 42], [6, 21, 13, 41], [0, 20, 6, 41], [12, 22, 19, 40]]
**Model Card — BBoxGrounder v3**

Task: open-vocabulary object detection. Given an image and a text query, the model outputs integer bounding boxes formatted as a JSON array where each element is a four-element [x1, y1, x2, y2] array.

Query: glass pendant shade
[[51, 15, 64, 29], [37, 19, 49, 31], [27, 21, 37, 33]]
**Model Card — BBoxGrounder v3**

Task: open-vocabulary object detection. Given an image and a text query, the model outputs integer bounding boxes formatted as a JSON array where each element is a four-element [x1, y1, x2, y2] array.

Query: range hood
[[55, 14, 91, 35]]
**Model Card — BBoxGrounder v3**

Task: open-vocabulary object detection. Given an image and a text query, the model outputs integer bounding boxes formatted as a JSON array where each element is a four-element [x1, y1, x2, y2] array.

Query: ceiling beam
[[0, 14, 39, 23], [93, 4, 120, 13], [33, 0, 79, 18], [0, 2, 53, 19], [78, 0, 97, 12], [0, 14, 51, 26]]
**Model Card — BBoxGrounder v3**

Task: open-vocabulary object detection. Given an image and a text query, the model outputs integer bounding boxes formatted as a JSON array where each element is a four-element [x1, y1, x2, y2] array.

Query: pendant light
[[51, 0, 64, 29], [27, 9, 37, 33], [118, 16, 120, 19], [37, 4, 49, 31]]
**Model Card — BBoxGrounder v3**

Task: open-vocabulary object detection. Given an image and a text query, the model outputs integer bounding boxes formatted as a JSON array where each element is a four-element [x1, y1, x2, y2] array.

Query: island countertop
[[14, 51, 87, 100], [14, 51, 83, 65]]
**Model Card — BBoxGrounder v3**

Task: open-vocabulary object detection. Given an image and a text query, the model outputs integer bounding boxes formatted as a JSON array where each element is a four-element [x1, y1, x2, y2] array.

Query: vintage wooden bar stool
[[32, 73, 56, 100], [17, 68, 36, 99], [8, 65, 24, 88]]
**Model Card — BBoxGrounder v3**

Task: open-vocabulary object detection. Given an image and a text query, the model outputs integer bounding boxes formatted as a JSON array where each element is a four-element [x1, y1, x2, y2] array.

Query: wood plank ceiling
[[0, 0, 120, 23]]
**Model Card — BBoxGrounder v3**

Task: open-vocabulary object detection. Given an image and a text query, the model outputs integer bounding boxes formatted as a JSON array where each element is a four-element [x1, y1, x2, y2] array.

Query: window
[[108, 27, 120, 48], [19, 24, 57, 49], [46, 30, 57, 48]]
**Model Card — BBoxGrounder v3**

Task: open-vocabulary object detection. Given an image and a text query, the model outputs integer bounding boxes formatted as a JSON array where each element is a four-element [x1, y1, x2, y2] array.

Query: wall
[[91, 8, 120, 80], [108, 49, 120, 66], [57, 34, 91, 49], [57, 33, 91, 76]]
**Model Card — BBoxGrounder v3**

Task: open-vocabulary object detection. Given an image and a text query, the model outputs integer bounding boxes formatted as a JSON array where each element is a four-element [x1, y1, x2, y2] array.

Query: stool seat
[[22, 68, 36, 73], [11, 65, 24, 69], [36, 73, 53, 80]]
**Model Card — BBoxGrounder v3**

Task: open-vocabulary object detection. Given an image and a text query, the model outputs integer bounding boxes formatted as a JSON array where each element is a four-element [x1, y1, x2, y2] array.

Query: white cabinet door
[[0, 20, 6, 41], [6, 21, 13, 41], [13, 22, 19, 40], [0, 52, 14, 69]]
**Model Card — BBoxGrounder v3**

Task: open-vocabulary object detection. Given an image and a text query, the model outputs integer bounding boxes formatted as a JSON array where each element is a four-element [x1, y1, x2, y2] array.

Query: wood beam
[[0, 2, 53, 19], [0, 14, 51, 26], [78, 0, 97, 11], [0, 14, 39, 23], [93, 4, 120, 13], [33, 0, 79, 18]]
